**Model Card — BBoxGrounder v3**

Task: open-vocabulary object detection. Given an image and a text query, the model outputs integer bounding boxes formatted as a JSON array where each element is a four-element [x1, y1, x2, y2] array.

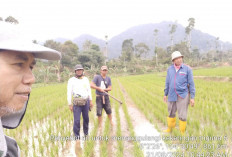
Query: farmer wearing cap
[[67, 64, 93, 155], [0, 22, 61, 157], [90, 66, 113, 129], [163, 51, 195, 135]]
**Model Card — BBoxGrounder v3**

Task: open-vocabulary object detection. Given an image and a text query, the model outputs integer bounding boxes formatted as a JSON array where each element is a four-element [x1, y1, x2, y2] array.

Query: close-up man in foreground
[[0, 22, 61, 157]]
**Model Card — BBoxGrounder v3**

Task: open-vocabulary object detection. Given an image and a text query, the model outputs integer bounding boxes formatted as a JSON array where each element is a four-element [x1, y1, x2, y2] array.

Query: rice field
[[193, 66, 232, 77], [119, 73, 232, 155], [4, 67, 232, 156]]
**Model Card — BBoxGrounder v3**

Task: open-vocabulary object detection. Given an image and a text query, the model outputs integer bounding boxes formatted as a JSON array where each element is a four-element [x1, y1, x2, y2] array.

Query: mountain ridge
[[54, 21, 232, 58]]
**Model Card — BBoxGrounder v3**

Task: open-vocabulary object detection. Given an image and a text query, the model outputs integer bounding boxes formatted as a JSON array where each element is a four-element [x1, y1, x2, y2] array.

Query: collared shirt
[[92, 75, 112, 96], [67, 76, 92, 105], [164, 64, 195, 102], [0, 119, 20, 157], [0, 119, 7, 157]]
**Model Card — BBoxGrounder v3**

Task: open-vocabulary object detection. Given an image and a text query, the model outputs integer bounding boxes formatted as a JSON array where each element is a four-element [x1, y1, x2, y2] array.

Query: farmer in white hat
[[67, 64, 93, 156], [163, 51, 195, 135], [0, 22, 61, 157]]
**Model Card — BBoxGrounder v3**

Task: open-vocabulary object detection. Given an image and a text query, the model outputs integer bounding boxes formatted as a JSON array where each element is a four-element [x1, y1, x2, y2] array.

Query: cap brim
[[0, 22, 61, 60], [0, 41, 61, 60]]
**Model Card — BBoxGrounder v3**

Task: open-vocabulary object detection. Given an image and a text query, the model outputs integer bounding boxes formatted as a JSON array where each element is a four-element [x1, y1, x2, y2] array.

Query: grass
[[4, 67, 232, 156], [193, 66, 232, 77], [112, 86, 124, 157], [118, 73, 232, 154], [114, 79, 144, 157]]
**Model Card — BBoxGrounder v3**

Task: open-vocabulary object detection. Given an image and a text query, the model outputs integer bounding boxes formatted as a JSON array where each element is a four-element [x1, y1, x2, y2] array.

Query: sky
[[1, 0, 232, 42]]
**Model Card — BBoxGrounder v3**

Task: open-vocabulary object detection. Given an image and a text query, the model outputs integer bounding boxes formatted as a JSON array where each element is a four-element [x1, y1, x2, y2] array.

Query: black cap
[[74, 64, 84, 71]]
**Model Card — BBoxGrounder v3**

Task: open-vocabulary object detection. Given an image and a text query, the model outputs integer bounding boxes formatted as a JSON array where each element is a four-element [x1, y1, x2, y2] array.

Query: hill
[[54, 21, 232, 58]]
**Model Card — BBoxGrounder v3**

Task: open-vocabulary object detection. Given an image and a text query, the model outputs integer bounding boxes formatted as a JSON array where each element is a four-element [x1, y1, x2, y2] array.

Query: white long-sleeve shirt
[[67, 76, 92, 105]]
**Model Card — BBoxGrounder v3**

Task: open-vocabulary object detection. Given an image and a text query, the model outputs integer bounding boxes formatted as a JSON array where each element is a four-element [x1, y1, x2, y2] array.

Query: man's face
[[101, 69, 108, 76], [0, 51, 36, 116], [75, 69, 83, 76], [173, 57, 183, 66]]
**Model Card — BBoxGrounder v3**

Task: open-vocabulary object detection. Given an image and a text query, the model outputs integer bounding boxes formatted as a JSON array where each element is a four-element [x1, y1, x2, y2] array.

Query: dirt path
[[194, 76, 231, 82], [94, 111, 107, 157], [118, 80, 170, 156], [107, 108, 117, 157], [118, 105, 134, 156]]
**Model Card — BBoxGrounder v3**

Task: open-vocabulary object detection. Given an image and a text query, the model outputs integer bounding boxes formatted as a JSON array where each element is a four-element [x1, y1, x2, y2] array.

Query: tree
[[104, 35, 108, 65], [134, 42, 150, 59], [154, 29, 159, 66], [155, 47, 170, 65], [91, 44, 100, 51], [169, 22, 177, 50], [79, 43, 104, 69], [185, 18, 195, 52], [78, 50, 104, 69], [78, 53, 92, 67], [61, 40, 79, 68], [5, 16, 19, 24], [44, 40, 61, 51], [192, 48, 200, 66], [83, 40, 92, 51], [44, 40, 62, 82], [120, 39, 134, 63]]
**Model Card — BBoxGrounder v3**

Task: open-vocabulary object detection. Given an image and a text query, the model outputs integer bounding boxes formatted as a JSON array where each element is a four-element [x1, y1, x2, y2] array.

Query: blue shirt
[[164, 64, 195, 102], [92, 75, 112, 96]]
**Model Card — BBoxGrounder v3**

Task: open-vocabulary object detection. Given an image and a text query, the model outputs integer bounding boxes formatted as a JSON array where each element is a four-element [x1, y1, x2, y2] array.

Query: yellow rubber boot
[[163, 117, 176, 133], [179, 120, 187, 135]]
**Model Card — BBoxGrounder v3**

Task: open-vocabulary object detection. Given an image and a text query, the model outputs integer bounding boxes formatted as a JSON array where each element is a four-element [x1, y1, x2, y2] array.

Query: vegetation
[[4, 68, 231, 156], [193, 66, 232, 77], [118, 73, 231, 155], [2, 16, 232, 156]]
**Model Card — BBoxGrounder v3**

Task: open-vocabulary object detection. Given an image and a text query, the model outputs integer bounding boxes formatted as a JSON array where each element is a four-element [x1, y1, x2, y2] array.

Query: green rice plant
[[114, 79, 144, 157], [83, 119, 98, 157], [4, 70, 232, 155], [111, 86, 123, 157], [193, 66, 232, 77], [118, 73, 232, 154], [99, 118, 110, 157]]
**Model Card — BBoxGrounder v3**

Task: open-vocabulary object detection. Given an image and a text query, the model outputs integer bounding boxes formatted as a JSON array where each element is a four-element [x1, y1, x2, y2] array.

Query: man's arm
[[104, 85, 112, 92], [104, 77, 112, 92], [67, 79, 73, 111], [90, 82, 105, 93], [86, 78, 93, 109], [188, 68, 195, 99], [163, 69, 169, 102], [188, 68, 195, 107], [67, 79, 73, 105]]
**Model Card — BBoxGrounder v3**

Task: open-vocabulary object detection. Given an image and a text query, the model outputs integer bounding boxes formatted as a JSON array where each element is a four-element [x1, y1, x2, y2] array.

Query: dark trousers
[[73, 100, 89, 138]]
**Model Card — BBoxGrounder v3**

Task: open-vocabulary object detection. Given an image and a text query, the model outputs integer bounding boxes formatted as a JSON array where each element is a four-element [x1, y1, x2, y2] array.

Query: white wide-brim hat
[[171, 51, 184, 61], [0, 22, 61, 60]]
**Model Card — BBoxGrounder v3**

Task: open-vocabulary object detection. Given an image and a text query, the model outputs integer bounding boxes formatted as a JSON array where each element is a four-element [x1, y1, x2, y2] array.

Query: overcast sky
[[1, 0, 232, 42]]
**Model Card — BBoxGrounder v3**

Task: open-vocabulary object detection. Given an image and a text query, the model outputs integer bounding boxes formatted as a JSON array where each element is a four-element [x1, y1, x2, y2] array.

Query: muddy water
[[63, 113, 95, 156], [118, 80, 170, 156], [118, 106, 134, 157]]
